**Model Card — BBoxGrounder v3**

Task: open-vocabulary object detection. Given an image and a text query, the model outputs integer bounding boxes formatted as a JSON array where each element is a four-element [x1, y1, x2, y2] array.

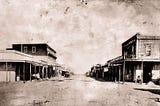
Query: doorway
[[143, 62, 153, 83]]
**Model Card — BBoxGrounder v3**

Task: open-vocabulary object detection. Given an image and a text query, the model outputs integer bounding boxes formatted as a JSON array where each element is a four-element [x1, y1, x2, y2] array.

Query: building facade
[[106, 33, 160, 84], [0, 43, 57, 82], [10, 43, 57, 61]]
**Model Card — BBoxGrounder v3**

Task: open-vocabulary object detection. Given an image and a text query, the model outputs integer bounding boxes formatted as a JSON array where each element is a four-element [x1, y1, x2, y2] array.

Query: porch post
[[42, 66, 44, 79], [46, 67, 48, 78], [44, 67, 45, 78], [119, 65, 121, 82], [23, 62, 25, 81], [30, 63, 32, 81], [123, 60, 125, 83], [34, 65, 36, 79], [141, 60, 143, 83], [38, 66, 40, 78], [6, 62, 8, 82], [18, 65, 20, 81]]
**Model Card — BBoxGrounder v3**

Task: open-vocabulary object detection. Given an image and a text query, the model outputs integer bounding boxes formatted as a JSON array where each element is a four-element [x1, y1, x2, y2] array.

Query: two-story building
[[11, 43, 57, 61], [0, 43, 57, 82], [107, 33, 160, 83]]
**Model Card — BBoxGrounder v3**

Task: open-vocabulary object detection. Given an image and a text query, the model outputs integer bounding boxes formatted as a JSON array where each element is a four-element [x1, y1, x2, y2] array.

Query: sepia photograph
[[0, 0, 160, 106]]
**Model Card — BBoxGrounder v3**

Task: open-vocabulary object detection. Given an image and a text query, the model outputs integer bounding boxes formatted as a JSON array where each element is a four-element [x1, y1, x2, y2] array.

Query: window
[[32, 46, 36, 53], [23, 46, 27, 53], [145, 44, 151, 56]]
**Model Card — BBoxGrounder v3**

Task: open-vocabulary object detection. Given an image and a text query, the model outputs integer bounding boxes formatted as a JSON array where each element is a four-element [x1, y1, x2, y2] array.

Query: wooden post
[[34, 65, 36, 79], [46, 67, 48, 78], [39, 66, 40, 75], [141, 60, 143, 83], [17, 65, 20, 81], [6, 62, 8, 82], [30, 63, 32, 81], [119, 65, 121, 82], [9, 67, 11, 82], [42, 66, 44, 79], [23, 62, 25, 81], [123, 60, 125, 83]]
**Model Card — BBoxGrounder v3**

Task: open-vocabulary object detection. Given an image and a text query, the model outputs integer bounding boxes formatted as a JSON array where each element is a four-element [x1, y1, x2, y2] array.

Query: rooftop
[[0, 50, 47, 65], [122, 33, 160, 46], [12, 43, 56, 53]]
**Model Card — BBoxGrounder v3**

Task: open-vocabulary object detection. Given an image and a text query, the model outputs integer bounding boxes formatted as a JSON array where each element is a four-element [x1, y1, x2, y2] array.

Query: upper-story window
[[23, 46, 27, 53], [32, 46, 36, 53], [145, 44, 151, 56]]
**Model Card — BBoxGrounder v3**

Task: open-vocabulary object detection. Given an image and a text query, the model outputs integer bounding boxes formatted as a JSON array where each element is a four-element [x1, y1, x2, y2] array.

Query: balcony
[[124, 54, 136, 59]]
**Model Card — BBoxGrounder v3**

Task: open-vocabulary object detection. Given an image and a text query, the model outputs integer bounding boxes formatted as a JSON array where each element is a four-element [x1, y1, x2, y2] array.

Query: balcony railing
[[124, 54, 136, 59]]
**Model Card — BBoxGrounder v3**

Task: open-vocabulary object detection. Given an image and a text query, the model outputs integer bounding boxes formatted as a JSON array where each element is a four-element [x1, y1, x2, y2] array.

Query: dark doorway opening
[[143, 62, 153, 83]]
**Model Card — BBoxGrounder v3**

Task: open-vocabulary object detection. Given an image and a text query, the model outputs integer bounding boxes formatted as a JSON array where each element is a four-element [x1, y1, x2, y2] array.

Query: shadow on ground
[[90, 77, 106, 82], [149, 98, 160, 103], [134, 88, 160, 95], [134, 88, 160, 103]]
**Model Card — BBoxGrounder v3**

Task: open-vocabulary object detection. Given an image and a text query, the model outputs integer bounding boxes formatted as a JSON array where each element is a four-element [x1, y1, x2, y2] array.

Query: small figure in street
[[137, 76, 142, 84], [148, 72, 152, 82]]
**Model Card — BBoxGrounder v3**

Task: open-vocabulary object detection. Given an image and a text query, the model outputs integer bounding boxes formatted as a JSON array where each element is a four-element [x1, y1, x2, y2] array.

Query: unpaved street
[[0, 75, 159, 106]]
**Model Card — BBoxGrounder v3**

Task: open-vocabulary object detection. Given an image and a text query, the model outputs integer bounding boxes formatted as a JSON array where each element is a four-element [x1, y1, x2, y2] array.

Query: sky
[[0, 0, 160, 74]]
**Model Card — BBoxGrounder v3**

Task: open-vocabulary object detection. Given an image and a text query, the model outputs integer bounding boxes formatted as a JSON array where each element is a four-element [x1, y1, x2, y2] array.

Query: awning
[[0, 50, 47, 66]]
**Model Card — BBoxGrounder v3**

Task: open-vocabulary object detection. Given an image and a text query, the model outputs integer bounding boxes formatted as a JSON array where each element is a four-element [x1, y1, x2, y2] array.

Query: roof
[[107, 56, 123, 64], [12, 43, 56, 53], [122, 33, 160, 47], [137, 34, 160, 40], [0, 50, 47, 65], [125, 58, 160, 62], [33, 56, 56, 65]]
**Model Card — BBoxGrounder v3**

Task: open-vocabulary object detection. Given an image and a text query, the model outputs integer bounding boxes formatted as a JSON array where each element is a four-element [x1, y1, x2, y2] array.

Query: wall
[[0, 62, 16, 82], [47, 47, 57, 60], [122, 38, 136, 59], [137, 39, 160, 59], [13, 44, 47, 56], [152, 63, 160, 80]]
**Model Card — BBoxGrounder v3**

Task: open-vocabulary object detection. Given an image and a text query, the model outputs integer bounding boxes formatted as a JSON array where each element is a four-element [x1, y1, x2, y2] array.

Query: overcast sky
[[0, 0, 160, 74]]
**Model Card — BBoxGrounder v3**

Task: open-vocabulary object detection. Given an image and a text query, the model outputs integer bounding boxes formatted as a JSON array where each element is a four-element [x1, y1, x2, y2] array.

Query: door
[[143, 62, 152, 83]]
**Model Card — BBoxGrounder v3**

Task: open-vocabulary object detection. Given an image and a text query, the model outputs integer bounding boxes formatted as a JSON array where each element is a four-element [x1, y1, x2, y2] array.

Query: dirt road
[[0, 75, 159, 106]]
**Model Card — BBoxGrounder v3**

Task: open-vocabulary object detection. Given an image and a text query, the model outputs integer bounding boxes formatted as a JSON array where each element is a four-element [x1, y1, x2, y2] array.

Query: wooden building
[[90, 64, 103, 79], [10, 43, 57, 61], [106, 56, 123, 82], [106, 33, 160, 83], [0, 43, 57, 82]]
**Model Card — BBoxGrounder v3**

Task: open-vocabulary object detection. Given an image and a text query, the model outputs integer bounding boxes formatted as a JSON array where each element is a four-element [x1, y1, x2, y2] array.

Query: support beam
[[9, 67, 11, 82], [34, 65, 36, 79], [6, 62, 8, 82], [42, 66, 44, 79], [123, 60, 125, 83], [46, 67, 48, 78], [119, 65, 121, 82], [30, 63, 32, 81], [18, 65, 20, 81], [38, 66, 40, 79], [23, 62, 25, 81], [141, 61, 143, 83]]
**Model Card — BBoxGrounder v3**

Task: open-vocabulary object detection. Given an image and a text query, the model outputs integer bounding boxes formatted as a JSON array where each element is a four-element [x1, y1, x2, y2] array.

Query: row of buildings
[[0, 43, 68, 82], [89, 33, 160, 84]]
